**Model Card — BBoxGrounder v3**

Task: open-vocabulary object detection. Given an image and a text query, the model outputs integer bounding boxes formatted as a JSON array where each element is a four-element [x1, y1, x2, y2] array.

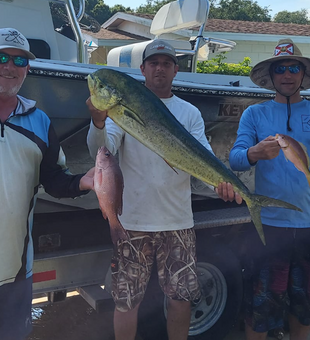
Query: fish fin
[[253, 194, 302, 212], [94, 169, 104, 188], [246, 204, 266, 245], [121, 105, 145, 127], [245, 194, 302, 246], [109, 219, 128, 244], [164, 159, 178, 174]]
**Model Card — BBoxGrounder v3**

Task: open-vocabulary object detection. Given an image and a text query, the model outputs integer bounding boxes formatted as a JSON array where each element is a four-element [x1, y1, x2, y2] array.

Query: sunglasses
[[273, 64, 302, 74], [0, 53, 29, 67]]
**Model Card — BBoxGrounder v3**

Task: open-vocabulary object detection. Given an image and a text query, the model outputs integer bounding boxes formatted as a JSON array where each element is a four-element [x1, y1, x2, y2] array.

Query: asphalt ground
[[28, 293, 296, 340]]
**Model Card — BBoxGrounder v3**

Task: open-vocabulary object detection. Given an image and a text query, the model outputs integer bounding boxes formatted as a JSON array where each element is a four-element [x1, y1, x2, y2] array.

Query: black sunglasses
[[0, 53, 29, 67], [273, 64, 302, 75]]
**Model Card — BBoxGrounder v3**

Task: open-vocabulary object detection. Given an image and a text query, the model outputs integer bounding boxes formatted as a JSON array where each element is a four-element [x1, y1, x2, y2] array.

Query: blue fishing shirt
[[0, 96, 87, 287], [229, 99, 310, 228]]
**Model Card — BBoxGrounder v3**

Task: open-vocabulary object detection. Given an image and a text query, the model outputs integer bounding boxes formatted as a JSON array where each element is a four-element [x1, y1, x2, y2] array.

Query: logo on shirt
[[302, 115, 310, 132]]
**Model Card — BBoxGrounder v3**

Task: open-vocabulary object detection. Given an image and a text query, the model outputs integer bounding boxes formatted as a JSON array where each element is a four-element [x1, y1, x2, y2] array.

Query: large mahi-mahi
[[88, 68, 302, 245]]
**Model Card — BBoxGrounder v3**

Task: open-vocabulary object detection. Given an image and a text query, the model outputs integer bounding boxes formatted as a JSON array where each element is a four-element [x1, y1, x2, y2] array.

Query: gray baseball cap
[[142, 40, 178, 64], [0, 28, 36, 59]]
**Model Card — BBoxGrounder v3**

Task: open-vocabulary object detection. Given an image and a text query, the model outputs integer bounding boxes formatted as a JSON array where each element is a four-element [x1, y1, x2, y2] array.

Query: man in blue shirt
[[0, 27, 94, 340], [230, 39, 310, 340]]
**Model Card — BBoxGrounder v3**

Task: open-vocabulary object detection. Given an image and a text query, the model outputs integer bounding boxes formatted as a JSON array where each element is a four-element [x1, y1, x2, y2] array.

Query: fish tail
[[246, 204, 266, 245], [244, 194, 302, 246]]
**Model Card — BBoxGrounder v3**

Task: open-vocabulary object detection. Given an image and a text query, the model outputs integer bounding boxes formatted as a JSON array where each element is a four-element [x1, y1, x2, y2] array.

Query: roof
[[81, 28, 147, 41], [205, 19, 310, 36], [102, 12, 310, 37], [84, 12, 310, 45]]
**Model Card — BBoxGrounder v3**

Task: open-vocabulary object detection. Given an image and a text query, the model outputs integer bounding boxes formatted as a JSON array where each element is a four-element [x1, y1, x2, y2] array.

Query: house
[[83, 11, 310, 67]]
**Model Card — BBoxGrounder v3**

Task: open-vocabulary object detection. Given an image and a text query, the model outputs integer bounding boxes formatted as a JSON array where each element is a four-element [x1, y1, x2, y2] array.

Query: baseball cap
[[0, 28, 36, 59], [142, 39, 178, 64]]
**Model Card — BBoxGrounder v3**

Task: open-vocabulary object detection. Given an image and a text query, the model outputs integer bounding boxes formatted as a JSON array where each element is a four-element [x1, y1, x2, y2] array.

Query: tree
[[91, 1, 112, 24], [135, 0, 271, 21], [209, 0, 271, 21], [136, 0, 173, 14], [111, 5, 133, 15], [50, 0, 130, 29], [274, 9, 310, 24]]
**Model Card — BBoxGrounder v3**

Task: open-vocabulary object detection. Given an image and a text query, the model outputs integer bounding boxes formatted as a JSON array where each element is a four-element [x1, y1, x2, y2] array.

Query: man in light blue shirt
[[230, 38, 310, 340]]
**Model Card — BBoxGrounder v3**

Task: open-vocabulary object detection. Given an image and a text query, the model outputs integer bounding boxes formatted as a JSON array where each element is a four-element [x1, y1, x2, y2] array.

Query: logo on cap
[[275, 43, 294, 56], [150, 43, 173, 52], [2, 29, 26, 46]]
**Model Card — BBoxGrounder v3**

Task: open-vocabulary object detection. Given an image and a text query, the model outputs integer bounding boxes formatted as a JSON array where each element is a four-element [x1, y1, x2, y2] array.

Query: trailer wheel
[[187, 241, 243, 339], [138, 241, 243, 340]]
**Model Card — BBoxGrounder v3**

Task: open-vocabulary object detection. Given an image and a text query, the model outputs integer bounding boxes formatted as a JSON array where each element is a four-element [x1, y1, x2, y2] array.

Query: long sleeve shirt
[[0, 95, 87, 286], [87, 94, 213, 232], [229, 99, 310, 228]]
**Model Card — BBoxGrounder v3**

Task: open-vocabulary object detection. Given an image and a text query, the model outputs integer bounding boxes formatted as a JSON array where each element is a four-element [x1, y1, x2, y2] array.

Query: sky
[[103, 0, 310, 17]]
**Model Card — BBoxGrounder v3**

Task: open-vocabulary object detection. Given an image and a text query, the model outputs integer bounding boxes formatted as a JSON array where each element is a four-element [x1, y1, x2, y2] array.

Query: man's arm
[[230, 107, 280, 170], [247, 136, 281, 164], [40, 124, 93, 198], [229, 107, 258, 171], [86, 97, 107, 129], [86, 97, 124, 159]]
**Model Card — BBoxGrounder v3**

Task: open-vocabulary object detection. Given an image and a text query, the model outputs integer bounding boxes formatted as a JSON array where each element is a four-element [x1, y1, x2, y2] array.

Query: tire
[[188, 240, 243, 339], [138, 240, 243, 340]]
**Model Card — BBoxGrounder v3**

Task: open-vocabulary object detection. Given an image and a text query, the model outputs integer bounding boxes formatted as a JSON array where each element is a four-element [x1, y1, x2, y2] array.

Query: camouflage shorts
[[111, 228, 201, 312]]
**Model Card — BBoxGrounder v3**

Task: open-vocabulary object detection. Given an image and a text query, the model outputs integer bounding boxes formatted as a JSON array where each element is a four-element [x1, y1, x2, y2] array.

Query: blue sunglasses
[[273, 64, 302, 74], [0, 53, 29, 67]]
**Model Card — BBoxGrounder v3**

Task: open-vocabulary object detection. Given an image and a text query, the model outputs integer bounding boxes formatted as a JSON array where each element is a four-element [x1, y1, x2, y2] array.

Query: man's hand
[[247, 136, 280, 164], [86, 97, 108, 129], [79, 167, 95, 191], [215, 182, 243, 204]]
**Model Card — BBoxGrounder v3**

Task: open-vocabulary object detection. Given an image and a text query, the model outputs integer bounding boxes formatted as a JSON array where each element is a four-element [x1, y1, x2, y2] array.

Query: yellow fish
[[88, 68, 303, 245], [275, 133, 310, 186]]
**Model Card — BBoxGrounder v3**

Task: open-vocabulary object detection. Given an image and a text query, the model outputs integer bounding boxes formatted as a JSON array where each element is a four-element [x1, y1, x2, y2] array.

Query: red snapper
[[94, 146, 128, 244]]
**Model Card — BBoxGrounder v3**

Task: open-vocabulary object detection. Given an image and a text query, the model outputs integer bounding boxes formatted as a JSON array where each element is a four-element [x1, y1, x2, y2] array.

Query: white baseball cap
[[0, 28, 36, 59]]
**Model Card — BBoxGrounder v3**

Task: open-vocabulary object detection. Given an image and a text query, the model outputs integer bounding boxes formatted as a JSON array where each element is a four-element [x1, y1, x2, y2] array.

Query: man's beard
[[0, 83, 22, 96], [0, 73, 26, 97]]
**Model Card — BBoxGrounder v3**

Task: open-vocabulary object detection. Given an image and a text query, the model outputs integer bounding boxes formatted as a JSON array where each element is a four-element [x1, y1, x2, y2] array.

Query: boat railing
[[55, 0, 86, 63]]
